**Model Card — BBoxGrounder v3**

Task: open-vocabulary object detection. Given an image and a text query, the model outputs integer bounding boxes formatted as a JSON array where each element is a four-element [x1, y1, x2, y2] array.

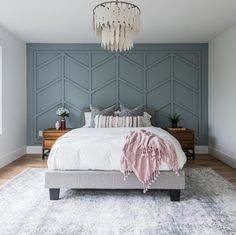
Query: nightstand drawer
[[170, 132, 194, 140], [43, 131, 68, 139], [180, 141, 194, 150], [43, 139, 56, 148]]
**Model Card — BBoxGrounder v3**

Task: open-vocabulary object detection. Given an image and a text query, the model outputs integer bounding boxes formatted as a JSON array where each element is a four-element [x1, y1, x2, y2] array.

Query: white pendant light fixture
[[93, 0, 141, 52]]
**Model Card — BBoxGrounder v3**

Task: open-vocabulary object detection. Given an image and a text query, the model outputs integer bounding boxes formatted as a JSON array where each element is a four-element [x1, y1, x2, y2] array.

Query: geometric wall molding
[[27, 44, 208, 146]]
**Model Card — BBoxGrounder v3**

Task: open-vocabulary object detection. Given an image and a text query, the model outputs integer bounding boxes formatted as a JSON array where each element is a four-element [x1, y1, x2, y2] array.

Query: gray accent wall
[[27, 44, 208, 146]]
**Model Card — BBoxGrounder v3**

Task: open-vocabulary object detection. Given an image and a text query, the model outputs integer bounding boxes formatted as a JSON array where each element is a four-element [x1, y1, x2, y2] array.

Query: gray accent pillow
[[90, 104, 116, 127], [119, 103, 144, 117]]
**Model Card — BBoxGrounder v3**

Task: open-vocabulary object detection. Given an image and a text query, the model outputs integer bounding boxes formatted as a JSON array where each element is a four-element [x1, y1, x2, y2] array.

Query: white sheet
[[47, 127, 187, 171]]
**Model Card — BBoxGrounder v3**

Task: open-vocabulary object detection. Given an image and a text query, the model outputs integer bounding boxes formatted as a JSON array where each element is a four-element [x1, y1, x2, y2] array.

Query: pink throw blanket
[[121, 129, 179, 193]]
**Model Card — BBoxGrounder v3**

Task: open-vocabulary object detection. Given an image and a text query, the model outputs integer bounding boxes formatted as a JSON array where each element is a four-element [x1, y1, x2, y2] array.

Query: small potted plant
[[168, 113, 183, 128], [56, 107, 70, 129]]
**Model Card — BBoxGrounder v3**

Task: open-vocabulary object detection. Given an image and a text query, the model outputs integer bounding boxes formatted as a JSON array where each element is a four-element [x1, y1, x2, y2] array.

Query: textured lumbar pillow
[[89, 104, 116, 127], [94, 115, 145, 128], [119, 103, 144, 117]]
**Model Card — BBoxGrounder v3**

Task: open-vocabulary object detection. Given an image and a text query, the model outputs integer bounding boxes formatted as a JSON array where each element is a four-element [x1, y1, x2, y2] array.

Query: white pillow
[[83, 112, 91, 128], [143, 112, 153, 127]]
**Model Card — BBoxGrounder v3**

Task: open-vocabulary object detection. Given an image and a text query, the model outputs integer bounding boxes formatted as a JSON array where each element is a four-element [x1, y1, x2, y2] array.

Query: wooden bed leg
[[169, 189, 180, 201], [49, 188, 60, 200]]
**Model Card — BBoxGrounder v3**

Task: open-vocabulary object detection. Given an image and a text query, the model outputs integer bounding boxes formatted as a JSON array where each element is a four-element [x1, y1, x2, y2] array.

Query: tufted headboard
[[81, 107, 156, 127]]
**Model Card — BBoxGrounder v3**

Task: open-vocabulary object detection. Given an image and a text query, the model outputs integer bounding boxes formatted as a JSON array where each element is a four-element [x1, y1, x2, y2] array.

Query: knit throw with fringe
[[121, 129, 179, 193]]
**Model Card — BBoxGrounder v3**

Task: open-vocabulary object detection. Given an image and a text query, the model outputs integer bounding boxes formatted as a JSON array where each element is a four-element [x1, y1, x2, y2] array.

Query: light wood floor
[[0, 154, 235, 186]]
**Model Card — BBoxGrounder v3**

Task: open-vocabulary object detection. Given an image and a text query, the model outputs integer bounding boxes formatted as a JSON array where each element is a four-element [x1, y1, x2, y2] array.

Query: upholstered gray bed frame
[[45, 107, 185, 201]]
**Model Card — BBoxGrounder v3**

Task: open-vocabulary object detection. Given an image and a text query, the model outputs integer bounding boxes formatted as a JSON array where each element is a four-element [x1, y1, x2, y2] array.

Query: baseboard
[[209, 146, 236, 169], [0, 146, 26, 168], [26, 145, 209, 154], [26, 146, 42, 154], [195, 146, 208, 154]]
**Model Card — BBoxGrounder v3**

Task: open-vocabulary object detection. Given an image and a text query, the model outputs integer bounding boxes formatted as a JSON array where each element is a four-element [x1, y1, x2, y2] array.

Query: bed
[[45, 108, 186, 201]]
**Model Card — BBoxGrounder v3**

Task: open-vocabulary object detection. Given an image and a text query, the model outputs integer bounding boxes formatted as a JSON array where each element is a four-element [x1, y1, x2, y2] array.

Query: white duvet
[[48, 127, 187, 171]]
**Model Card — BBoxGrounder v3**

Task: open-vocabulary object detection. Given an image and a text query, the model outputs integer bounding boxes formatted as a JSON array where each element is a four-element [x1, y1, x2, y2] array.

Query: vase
[[55, 121, 60, 130], [60, 118, 66, 130], [172, 122, 178, 128]]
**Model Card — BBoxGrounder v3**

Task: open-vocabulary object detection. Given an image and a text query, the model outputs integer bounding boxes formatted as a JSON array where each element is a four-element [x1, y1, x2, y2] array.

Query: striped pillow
[[94, 115, 145, 128]]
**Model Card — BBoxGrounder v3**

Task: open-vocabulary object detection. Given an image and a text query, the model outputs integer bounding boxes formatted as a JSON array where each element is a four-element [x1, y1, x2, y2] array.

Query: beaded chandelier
[[93, 0, 141, 52]]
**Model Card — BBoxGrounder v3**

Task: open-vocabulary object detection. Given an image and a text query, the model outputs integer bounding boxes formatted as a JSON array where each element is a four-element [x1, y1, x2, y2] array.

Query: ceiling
[[0, 0, 236, 43]]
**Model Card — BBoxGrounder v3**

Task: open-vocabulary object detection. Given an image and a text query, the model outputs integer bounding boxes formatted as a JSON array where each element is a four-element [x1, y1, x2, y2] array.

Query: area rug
[[0, 168, 235, 235]]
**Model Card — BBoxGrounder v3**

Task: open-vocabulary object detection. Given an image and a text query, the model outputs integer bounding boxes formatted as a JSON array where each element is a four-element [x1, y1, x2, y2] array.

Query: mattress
[[47, 127, 187, 171]]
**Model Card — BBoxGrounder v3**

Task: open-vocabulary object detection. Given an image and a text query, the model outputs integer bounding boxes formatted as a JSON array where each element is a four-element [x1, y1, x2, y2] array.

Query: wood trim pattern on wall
[[27, 44, 208, 146]]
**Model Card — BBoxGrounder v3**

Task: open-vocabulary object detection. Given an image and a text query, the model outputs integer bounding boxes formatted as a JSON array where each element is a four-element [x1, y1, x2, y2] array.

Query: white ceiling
[[0, 0, 236, 43]]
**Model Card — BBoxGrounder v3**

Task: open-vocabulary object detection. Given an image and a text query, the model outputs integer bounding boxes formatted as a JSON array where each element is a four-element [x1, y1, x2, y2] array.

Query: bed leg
[[49, 188, 60, 200], [169, 189, 180, 201]]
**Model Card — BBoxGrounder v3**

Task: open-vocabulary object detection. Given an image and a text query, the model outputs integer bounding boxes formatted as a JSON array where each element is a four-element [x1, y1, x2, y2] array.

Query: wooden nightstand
[[42, 128, 72, 159], [165, 128, 195, 159]]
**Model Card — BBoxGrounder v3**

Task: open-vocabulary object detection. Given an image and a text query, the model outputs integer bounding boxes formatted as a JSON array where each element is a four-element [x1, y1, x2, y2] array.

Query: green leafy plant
[[168, 113, 183, 128]]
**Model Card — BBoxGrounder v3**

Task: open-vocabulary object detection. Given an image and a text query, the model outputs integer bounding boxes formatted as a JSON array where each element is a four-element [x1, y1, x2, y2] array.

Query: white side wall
[[0, 26, 26, 167], [209, 24, 236, 168]]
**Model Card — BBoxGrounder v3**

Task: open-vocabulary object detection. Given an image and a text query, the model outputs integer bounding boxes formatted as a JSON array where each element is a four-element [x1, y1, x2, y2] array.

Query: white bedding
[[47, 127, 187, 171]]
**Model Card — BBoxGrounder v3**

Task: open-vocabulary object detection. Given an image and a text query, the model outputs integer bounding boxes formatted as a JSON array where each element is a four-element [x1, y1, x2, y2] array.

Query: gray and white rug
[[0, 168, 236, 235]]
